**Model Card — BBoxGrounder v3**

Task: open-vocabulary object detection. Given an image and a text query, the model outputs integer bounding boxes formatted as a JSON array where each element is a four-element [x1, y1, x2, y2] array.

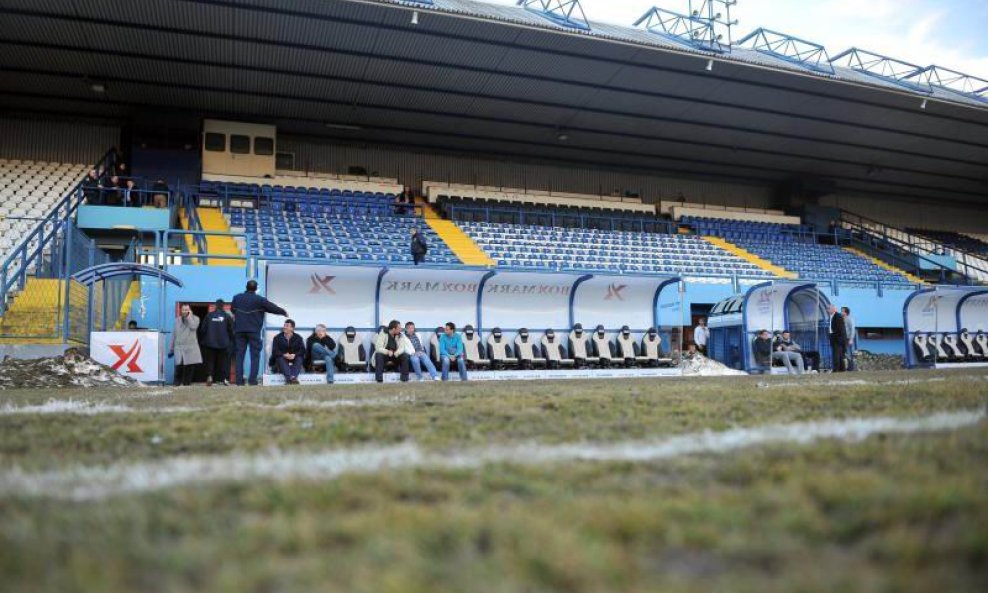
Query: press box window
[[230, 135, 251, 154], [204, 132, 226, 152], [254, 137, 274, 156]]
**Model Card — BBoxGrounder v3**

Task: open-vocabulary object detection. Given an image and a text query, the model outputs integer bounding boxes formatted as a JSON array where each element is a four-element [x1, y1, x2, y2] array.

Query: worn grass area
[[0, 369, 987, 592]]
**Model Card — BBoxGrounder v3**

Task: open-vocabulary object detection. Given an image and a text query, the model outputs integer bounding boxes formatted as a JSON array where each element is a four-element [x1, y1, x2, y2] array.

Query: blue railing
[[0, 149, 116, 316]]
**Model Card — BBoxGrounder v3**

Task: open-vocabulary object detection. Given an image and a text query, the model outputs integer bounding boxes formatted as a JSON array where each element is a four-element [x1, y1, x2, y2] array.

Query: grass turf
[[1, 368, 986, 592]]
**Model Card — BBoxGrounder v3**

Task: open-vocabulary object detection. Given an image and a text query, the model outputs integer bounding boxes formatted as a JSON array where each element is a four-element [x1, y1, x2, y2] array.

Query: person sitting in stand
[[772, 330, 805, 375], [151, 178, 169, 209], [405, 321, 440, 381], [306, 324, 338, 384], [438, 322, 468, 382], [271, 319, 306, 385], [373, 319, 412, 383], [752, 329, 773, 373]]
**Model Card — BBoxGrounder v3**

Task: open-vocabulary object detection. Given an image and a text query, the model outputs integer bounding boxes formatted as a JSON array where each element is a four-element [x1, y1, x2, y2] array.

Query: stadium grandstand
[[0, 0, 986, 382]]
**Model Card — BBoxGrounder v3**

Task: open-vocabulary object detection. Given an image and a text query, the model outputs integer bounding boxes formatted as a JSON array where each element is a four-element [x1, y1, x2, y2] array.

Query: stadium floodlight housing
[[517, 0, 591, 32], [829, 48, 933, 94], [635, 1, 737, 54], [736, 28, 834, 75]]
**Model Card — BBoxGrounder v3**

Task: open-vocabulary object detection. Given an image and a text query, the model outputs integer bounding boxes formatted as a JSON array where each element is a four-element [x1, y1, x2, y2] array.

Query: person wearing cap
[[438, 321, 467, 381], [405, 321, 440, 381], [200, 298, 235, 386], [231, 279, 289, 386]]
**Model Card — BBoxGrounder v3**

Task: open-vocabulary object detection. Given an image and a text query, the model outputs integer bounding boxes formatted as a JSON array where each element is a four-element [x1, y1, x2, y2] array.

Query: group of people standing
[[80, 162, 169, 208]]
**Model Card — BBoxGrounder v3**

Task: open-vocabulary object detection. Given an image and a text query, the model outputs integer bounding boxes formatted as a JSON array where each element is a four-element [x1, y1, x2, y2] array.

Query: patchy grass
[[0, 368, 986, 592]]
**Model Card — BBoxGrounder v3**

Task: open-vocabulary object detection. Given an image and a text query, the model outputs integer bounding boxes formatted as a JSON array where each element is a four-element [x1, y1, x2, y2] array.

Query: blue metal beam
[[517, 0, 590, 32], [736, 28, 834, 75], [905, 65, 988, 103], [635, 6, 724, 53], [830, 48, 932, 94]]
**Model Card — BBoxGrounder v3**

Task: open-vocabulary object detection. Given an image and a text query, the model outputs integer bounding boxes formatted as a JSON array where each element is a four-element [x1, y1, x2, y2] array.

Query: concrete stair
[[844, 247, 925, 284], [703, 236, 796, 278], [421, 203, 495, 267]]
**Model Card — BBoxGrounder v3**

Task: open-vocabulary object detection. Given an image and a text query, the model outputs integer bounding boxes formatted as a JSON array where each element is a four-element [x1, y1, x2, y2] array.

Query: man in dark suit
[[828, 304, 848, 372], [231, 280, 288, 386]]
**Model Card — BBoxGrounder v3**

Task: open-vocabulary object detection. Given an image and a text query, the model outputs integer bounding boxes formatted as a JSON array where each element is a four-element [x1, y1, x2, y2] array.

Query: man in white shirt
[[693, 317, 710, 355]]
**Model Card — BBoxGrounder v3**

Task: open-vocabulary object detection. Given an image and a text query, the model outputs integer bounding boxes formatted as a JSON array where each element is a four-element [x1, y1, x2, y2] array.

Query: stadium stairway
[[843, 247, 925, 284], [115, 280, 141, 329], [421, 203, 495, 266], [0, 279, 90, 343], [702, 236, 796, 278], [196, 207, 243, 266]]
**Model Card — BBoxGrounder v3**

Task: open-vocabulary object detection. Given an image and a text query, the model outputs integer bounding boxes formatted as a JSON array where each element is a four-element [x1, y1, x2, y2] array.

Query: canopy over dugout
[[708, 281, 831, 372]]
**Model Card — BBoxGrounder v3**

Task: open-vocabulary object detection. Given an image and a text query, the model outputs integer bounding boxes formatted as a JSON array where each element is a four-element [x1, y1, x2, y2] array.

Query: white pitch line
[[0, 409, 982, 501], [0, 395, 418, 416]]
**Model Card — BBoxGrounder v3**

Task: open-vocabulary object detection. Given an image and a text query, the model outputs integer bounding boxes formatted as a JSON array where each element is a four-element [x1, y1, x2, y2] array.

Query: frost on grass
[[1, 409, 981, 501], [0, 352, 139, 390]]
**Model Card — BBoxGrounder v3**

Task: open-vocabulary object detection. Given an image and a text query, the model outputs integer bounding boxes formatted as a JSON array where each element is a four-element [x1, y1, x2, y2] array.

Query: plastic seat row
[[913, 331, 988, 363]]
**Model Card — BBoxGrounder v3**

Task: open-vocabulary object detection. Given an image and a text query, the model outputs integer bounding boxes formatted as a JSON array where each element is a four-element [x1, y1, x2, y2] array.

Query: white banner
[[572, 275, 676, 330], [90, 331, 162, 382], [481, 272, 573, 331], [378, 269, 489, 330], [265, 264, 379, 330]]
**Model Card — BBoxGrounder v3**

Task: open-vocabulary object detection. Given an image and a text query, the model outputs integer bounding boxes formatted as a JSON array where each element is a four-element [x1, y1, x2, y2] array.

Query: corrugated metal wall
[[279, 136, 774, 207], [0, 117, 119, 165], [822, 194, 985, 233]]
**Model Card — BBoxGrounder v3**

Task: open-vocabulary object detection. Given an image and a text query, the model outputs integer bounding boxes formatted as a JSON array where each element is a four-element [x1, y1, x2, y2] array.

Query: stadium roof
[[0, 0, 985, 207]]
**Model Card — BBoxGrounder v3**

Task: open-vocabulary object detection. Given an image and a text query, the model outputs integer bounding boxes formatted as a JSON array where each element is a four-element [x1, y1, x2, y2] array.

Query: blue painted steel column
[[476, 271, 498, 332], [374, 267, 389, 329], [568, 274, 594, 328]]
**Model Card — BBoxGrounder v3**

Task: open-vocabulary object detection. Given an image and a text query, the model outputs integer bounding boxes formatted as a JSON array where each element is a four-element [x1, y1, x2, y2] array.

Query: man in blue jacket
[[232, 280, 288, 386], [438, 321, 468, 382]]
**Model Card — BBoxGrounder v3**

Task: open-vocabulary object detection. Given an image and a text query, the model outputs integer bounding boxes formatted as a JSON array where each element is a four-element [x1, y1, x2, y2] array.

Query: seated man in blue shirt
[[438, 321, 468, 382], [405, 321, 440, 381]]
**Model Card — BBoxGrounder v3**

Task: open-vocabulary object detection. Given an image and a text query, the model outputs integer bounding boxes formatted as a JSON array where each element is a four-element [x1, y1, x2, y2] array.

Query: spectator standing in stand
[[410, 227, 429, 266]]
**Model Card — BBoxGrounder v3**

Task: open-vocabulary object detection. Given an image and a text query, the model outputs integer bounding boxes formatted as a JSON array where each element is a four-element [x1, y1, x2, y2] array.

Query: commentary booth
[[260, 263, 684, 384], [707, 281, 830, 374], [903, 286, 988, 369]]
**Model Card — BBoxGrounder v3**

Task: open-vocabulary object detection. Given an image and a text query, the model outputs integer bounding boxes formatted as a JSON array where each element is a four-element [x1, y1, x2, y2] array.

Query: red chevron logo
[[108, 340, 143, 373]]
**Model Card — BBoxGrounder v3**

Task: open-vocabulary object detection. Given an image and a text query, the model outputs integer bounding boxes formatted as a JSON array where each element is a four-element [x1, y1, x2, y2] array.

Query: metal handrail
[[0, 149, 116, 315]]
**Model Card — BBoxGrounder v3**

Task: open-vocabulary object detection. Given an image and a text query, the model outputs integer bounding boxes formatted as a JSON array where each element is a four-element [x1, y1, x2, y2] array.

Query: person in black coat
[[752, 330, 773, 371], [81, 169, 102, 204], [231, 279, 289, 386], [410, 227, 428, 265], [200, 298, 234, 386], [271, 319, 306, 385], [827, 304, 848, 372]]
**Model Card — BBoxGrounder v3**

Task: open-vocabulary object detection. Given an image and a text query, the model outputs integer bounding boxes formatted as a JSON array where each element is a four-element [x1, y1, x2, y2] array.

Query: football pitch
[[1, 369, 986, 593]]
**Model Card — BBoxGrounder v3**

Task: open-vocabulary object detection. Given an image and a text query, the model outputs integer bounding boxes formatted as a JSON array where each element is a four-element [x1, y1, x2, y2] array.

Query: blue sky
[[488, 0, 988, 79]]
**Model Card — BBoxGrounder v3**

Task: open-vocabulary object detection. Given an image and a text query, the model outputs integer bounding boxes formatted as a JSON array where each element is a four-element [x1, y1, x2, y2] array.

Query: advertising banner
[[480, 272, 574, 331], [378, 269, 490, 330], [572, 275, 676, 330], [90, 331, 162, 382], [265, 264, 379, 330]]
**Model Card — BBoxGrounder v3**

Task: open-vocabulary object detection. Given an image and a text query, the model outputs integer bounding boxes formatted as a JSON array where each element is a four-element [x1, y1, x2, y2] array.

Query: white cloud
[[490, 0, 988, 79]]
